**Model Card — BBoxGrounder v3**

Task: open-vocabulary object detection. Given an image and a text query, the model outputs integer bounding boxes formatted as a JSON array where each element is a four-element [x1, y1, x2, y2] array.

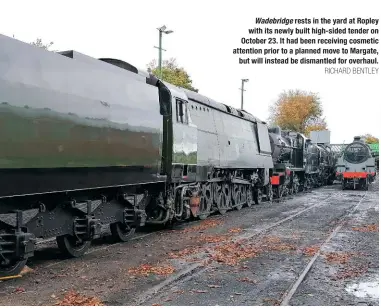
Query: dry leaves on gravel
[[210, 236, 296, 266], [333, 265, 369, 280], [237, 277, 257, 284], [324, 252, 353, 264], [180, 219, 222, 233], [211, 240, 261, 265], [168, 246, 202, 259], [302, 246, 320, 257], [191, 289, 208, 293], [197, 234, 231, 244], [263, 298, 281, 306], [352, 224, 379, 232], [128, 264, 175, 277], [55, 291, 103, 306], [260, 236, 297, 252], [228, 228, 242, 233], [208, 284, 222, 288]]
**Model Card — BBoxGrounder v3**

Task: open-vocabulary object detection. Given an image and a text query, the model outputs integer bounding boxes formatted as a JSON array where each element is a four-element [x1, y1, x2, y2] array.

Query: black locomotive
[[267, 127, 336, 198], [0, 34, 336, 277]]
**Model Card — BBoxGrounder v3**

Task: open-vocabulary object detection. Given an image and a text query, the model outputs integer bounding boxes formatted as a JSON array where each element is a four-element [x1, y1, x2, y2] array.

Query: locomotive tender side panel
[[0, 35, 163, 197], [187, 100, 220, 167]]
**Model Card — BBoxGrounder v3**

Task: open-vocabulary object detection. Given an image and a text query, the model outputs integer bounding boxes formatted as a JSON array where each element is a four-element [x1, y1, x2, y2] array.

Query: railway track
[[27, 186, 335, 273], [279, 191, 368, 305], [134, 186, 370, 306], [0, 183, 375, 306], [135, 188, 346, 305]]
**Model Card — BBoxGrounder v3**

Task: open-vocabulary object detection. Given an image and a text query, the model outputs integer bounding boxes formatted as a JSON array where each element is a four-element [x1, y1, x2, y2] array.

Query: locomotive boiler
[[336, 136, 376, 190]]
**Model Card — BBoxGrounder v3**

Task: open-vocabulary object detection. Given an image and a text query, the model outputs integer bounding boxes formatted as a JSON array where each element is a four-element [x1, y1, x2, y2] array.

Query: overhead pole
[[239, 78, 249, 110], [154, 25, 174, 79]]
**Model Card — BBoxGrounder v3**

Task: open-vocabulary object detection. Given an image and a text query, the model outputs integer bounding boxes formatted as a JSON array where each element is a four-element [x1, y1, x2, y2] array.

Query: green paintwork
[[0, 104, 161, 168]]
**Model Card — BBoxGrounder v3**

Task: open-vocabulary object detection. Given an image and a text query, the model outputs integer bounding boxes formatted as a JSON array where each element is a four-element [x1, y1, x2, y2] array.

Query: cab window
[[176, 99, 188, 124]]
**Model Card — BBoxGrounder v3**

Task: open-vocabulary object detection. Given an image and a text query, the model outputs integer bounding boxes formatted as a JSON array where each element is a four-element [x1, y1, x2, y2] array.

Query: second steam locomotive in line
[[0, 34, 337, 277]]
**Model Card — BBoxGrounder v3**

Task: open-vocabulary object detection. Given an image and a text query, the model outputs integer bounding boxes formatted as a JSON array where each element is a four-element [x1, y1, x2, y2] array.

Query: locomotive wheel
[[0, 258, 27, 278], [246, 187, 253, 207], [56, 235, 91, 258], [198, 197, 211, 220], [199, 184, 212, 220], [217, 193, 228, 215], [234, 191, 243, 210], [254, 188, 262, 205], [110, 222, 136, 242], [275, 185, 283, 199], [266, 184, 273, 202]]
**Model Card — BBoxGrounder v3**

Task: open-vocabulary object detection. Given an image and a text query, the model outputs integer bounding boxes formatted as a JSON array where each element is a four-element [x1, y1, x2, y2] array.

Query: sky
[[0, 0, 380, 144]]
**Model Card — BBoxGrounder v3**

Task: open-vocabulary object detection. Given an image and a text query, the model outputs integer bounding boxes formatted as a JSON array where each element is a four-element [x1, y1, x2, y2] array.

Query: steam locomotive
[[336, 137, 376, 190], [268, 127, 336, 199], [0, 34, 336, 277]]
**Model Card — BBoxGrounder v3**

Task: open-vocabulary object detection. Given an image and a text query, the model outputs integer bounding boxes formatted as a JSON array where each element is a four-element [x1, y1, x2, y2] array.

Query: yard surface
[[0, 180, 378, 306]]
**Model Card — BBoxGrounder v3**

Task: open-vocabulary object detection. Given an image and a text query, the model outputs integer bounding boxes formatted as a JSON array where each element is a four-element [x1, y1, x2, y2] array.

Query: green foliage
[[268, 89, 327, 135], [361, 134, 379, 144], [147, 58, 198, 92]]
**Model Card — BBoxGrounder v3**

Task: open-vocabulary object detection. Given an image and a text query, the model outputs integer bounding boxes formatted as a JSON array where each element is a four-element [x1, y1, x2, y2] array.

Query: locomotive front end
[[336, 136, 376, 190]]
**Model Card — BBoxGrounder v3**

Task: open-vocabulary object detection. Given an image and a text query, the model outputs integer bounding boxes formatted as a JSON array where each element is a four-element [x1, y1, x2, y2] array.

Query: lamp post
[[155, 25, 173, 79], [240, 79, 249, 110]]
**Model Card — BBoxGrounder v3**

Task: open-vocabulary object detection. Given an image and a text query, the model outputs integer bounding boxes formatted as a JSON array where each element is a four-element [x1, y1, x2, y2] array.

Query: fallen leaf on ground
[[262, 236, 282, 244], [191, 289, 208, 293], [168, 247, 202, 259], [14, 287, 25, 294], [211, 240, 261, 265], [127, 264, 175, 276], [352, 224, 379, 232], [20, 265, 34, 275], [333, 265, 368, 280], [263, 298, 281, 306], [237, 277, 257, 284], [181, 219, 223, 233], [303, 246, 320, 256], [210, 236, 296, 266], [198, 234, 231, 244], [324, 252, 352, 264], [228, 228, 242, 233], [55, 291, 103, 306]]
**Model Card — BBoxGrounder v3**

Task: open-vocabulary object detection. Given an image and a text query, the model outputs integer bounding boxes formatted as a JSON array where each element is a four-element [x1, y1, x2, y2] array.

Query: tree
[[268, 89, 327, 136], [361, 134, 379, 144], [304, 118, 328, 137], [30, 38, 54, 50], [147, 58, 198, 92]]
